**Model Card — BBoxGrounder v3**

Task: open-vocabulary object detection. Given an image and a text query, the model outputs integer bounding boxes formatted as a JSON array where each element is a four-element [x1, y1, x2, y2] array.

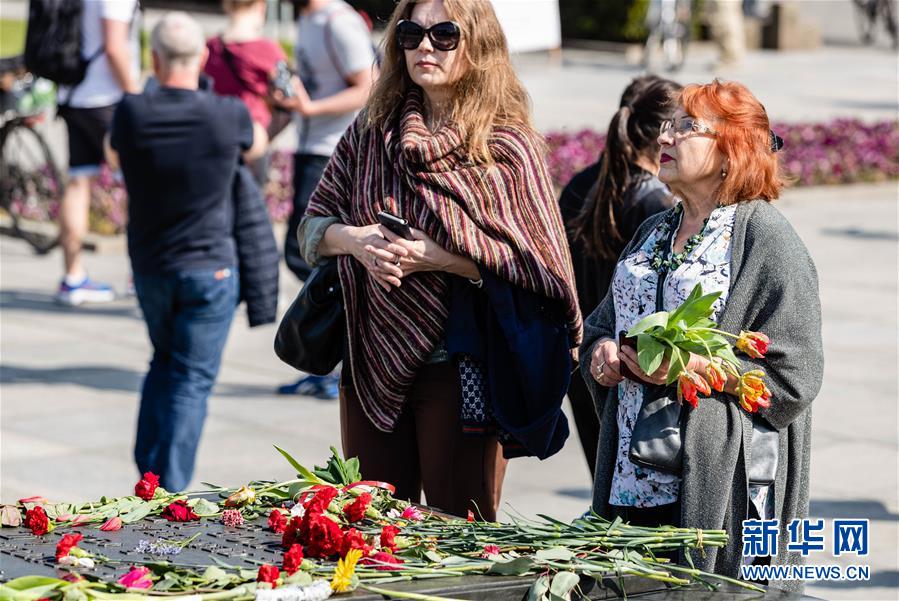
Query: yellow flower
[[224, 486, 256, 508], [330, 548, 362, 593]]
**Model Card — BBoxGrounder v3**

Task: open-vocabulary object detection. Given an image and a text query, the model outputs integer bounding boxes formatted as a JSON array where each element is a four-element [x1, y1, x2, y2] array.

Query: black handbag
[[628, 221, 685, 475], [274, 258, 345, 375]]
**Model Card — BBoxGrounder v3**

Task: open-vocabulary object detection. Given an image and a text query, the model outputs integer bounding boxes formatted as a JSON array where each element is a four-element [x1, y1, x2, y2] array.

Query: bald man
[[109, 12, 255, 492]]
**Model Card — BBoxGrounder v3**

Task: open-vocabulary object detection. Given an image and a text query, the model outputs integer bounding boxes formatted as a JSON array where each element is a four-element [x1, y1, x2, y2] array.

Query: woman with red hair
[[580, 80, 823, 591]]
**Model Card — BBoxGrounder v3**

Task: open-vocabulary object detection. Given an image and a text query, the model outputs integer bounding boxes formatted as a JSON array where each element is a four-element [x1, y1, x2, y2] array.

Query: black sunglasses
[[396, 20, 461, 51]]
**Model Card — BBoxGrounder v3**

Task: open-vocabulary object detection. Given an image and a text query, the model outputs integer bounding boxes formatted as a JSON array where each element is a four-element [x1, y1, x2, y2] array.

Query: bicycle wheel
[[0, 120, 62, 254]]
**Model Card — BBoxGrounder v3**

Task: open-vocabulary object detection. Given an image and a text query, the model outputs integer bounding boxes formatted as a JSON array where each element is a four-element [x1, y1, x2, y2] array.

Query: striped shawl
[[306, 89, 582, 432]]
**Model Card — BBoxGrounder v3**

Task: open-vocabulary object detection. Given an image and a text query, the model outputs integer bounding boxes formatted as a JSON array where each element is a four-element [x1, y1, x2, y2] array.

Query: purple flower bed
[[63, 118, 899, 235], [544, 119, 899, 191]]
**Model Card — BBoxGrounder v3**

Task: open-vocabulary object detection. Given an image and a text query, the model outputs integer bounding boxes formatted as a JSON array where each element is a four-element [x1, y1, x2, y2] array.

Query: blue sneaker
[[56, 276, 116, 306], [277, 373, 340, 400]]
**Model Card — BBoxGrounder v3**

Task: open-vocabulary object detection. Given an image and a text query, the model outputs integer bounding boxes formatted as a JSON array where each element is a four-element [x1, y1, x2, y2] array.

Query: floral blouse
[[609, 203, 737, 508]]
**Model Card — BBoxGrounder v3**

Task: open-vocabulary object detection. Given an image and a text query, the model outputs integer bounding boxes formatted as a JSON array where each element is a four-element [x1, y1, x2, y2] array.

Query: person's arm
[[243, 121, 269, 163], [274, 11, 377, 117], [102, 18, 138, 94], [276, 67, 374, 118]]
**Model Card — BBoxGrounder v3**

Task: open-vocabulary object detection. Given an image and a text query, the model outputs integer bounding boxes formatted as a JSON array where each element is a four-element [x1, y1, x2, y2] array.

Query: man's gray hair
[[151, 12, 205, 68]]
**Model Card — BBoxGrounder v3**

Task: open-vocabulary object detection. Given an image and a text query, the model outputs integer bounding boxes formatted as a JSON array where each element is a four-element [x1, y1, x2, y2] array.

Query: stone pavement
[[3, 183, 897, 600]]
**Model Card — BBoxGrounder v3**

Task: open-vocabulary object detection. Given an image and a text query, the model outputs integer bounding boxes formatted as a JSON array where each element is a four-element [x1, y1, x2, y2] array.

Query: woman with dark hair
[[294, 0, 581, 520], [560, 75, 681, 477]]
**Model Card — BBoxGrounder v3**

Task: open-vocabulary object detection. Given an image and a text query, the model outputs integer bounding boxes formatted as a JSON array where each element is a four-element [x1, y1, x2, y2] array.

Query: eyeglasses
[[659, 116, 718, 137], [396, 20, 461, 52]]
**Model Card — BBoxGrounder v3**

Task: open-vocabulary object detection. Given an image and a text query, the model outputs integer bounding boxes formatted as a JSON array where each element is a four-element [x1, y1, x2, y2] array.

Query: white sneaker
[[56, 277, 116, 306]]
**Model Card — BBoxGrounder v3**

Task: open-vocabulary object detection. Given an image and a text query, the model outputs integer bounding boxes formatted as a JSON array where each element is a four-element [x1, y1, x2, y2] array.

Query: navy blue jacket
[[232, 164, 279, 327], [446, 270, 571, 460]]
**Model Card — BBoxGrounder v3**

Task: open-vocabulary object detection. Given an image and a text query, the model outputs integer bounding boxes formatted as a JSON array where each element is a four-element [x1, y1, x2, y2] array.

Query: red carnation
[[55, 533, 84, 561], [24, 506, 51, 536], [268, 509, 288, 534], [300, 512, 344, 558], [362, 551, 404, 571], [161, 500, 198, 522], [256, 564, 280, 587], [282, 544, 304, 575], [380, 524, 400, 552], [340, 527, 372, 558], [342, 492, 371, 523], [467, 510, 475, 522], [281, 516, 303, 549], [134, 472, 160, 501], [303, 486, 339, 515]]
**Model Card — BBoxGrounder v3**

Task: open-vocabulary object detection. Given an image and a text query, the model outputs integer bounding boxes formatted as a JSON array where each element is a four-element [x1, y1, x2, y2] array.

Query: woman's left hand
[[618, 344, 704, 386], [378, 226, 452, 276]]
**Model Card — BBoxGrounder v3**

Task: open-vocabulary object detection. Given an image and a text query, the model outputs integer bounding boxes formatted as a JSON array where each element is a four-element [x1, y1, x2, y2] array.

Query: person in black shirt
[[560, 75, 681, 478], [109, 12, 255, 492]]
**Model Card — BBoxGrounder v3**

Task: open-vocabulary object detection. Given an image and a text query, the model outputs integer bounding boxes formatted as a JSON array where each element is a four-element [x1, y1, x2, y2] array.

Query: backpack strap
[[218, 35, 262, 98], [60, 1, 140, 107], [322, 8, 353, 83]]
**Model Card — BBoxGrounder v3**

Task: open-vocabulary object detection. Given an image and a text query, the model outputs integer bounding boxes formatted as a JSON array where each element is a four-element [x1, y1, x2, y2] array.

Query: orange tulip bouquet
[[625, 283, 772, 413]]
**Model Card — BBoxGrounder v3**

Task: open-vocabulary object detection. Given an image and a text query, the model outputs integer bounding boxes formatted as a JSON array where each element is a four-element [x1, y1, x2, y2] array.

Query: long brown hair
[[570, 75, 681, 261], [364, 0, 532, 163]]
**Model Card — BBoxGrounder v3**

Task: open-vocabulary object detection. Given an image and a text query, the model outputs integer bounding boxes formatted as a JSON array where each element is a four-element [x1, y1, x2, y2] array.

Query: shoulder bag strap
[[61, 1, 140, 107]]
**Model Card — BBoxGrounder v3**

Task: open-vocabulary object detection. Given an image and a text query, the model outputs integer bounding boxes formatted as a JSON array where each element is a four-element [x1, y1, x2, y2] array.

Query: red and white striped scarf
[[306, 89, 582, 431]]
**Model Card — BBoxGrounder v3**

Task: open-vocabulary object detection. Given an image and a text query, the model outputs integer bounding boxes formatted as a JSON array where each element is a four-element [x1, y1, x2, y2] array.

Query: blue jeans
[[285, 153, 330, 282], [133, 267, 239, 492]]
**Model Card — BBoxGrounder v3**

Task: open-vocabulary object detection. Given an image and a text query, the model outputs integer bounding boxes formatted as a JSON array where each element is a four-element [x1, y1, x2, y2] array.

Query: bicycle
[[852, 0, 898, 49], [0, 54, 63, 255], [643, 0, 692, 72]]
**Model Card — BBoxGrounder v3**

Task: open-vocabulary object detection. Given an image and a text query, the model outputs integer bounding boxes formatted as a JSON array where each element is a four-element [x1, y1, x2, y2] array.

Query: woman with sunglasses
[[295, 0, 582, 521], [579, 80, 822, 589]]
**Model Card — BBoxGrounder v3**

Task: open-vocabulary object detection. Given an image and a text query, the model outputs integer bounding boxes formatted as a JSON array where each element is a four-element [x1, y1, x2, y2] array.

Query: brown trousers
[[340, 363, 508, 521]]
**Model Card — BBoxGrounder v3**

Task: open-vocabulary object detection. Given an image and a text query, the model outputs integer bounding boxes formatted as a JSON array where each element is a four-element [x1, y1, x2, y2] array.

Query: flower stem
[[359, 584, 468, 601]]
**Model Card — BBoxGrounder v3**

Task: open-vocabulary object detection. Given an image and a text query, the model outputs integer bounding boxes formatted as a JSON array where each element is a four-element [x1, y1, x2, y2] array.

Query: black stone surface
[[0, 513, 822, 600]]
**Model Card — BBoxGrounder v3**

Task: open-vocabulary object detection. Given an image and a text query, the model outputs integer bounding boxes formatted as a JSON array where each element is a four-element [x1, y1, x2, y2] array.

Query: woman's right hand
[[589, 338, 624, 387]]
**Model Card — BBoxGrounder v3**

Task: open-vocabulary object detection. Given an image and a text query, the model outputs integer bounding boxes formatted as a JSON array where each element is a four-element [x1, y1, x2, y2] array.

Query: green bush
[[560, 0, 648, 43]]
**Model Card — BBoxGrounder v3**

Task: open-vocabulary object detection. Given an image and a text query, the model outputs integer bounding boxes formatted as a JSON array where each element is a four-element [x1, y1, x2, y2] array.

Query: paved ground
[[2, 2, 898, 598], [2, 183, 897, 600]]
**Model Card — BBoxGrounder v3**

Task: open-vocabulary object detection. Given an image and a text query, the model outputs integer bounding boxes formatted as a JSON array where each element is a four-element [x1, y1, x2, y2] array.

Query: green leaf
[[487, 557, 536, 576], [119, 504, 151, 524], [677, 291, 722, 327], [424, 550, 444, 563], [717, 346, 741, 369], [535, 547, 574, 562], [201, 566, 229, 584], [626, 311, 669, 337], [665, 344, 690, 385], [0, 577, 65, 591], [528, 575, 550, 601], [549, 571, 581, 598], [274, 445, 322, 484], [284, 571, 312, 586], [636, 334, 666, 376], [666, 284, 700, 325], [189, 498, 220, 517]]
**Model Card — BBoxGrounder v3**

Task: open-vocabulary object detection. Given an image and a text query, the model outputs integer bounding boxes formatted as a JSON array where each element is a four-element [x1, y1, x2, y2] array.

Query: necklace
[[649, 204, 710, 274]]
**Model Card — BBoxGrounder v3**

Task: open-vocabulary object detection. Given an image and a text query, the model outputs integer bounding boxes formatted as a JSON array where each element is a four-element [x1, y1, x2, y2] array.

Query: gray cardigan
[[578, 200, 824, 592]]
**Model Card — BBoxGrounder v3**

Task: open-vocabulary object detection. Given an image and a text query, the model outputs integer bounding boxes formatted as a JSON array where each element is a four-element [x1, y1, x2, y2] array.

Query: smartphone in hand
[[377, 211, 415, 241]]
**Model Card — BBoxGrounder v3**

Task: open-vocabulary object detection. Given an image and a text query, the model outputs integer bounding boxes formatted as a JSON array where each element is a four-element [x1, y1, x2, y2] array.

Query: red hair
[[678, 79, 786, 204]]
